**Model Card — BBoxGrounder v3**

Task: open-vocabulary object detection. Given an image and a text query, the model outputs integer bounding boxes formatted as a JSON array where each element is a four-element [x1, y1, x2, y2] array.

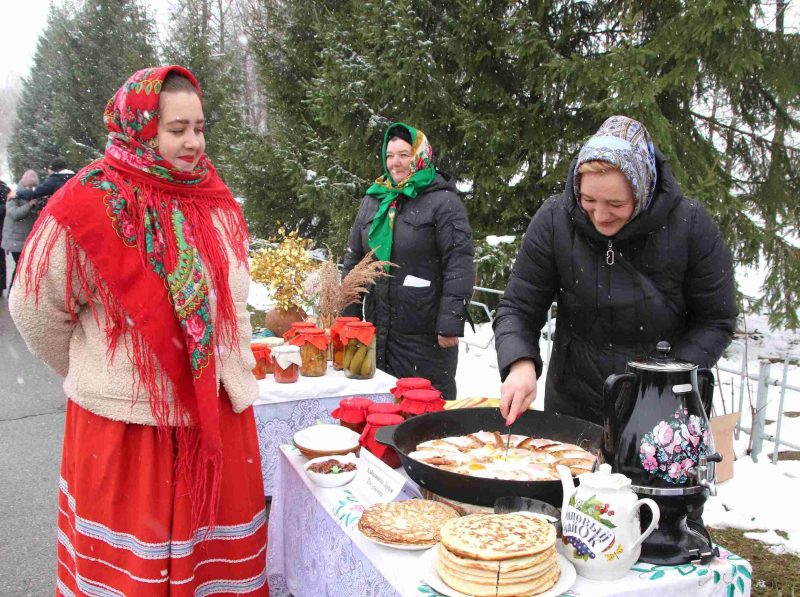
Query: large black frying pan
[[375, 408, 604, 507]]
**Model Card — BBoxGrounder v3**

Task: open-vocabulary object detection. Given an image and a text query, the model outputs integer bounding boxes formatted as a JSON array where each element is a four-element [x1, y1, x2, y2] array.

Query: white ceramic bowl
[[303, 454, 359, 488], [293, 424, 361, 459]]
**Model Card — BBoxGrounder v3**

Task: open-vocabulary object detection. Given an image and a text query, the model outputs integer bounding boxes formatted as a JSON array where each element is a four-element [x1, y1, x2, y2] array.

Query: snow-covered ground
[[249, 260, 800, 556]]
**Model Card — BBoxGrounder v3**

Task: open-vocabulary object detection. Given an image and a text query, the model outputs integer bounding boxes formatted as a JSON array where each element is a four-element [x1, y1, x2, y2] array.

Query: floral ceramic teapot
[[558, 463, 660, 580]]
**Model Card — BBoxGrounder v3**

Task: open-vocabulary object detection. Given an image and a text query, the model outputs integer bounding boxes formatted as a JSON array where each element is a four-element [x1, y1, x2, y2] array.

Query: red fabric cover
[[330, 397, 375, 424], [367, 403, 402, 416], [251, 347, 270, 379], [283, 321, 317, 340], [288, 328, 329, 350], [390, 377, 433, 398], [400, 388, 445, 415], [331, 316, 361, 344], [57, 397, 268, 595], [340, 321, 376, 345], [359, 413, 404, 468]]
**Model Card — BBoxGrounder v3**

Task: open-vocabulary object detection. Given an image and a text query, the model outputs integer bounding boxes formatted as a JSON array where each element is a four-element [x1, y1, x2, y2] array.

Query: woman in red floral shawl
[[10, 66, 268, 595]]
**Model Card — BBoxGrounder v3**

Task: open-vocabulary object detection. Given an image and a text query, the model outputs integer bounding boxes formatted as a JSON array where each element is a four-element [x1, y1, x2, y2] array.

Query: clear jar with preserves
[[262, 336, 286, 375], [341, 321, 377, 380], [292, 328, 329, 377], [271, 344, 302, 384], [330, 316, 360, 370]]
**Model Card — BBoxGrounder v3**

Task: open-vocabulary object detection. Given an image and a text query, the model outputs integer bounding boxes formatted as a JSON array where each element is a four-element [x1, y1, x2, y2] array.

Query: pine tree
[[9, 4, 72, 177], [53, 0, 158, 168], [245, 0, 800, 327]]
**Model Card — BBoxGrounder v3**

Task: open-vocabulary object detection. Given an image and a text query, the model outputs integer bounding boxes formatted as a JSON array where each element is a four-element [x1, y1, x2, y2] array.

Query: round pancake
[[438, 542, 554, 573], [437, 549, 556, 583], [440, 514, 556, 560], [436, 559, 561, 597], [358, 500, 459, 546]]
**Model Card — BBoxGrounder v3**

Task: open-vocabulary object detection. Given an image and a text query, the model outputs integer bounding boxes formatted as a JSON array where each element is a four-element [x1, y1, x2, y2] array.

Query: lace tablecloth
[[252, 369, 396, 496], [267, 446, 752, 597]]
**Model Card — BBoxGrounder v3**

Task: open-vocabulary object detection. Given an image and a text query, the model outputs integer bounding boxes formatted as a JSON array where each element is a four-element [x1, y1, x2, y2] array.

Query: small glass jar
[[330, 317, 361, 370], [262, 337, 286, 375], [359, 413, 405, 468], [283, 321, 318, 342], [400, 388, 445, 419], [294, 328, 329, 377], [341, 321, 377, 380], [331, 397, 375, 434], [271, 344, 301, 384], [390, 377, 433, 404], [251, 345, 269, 380]]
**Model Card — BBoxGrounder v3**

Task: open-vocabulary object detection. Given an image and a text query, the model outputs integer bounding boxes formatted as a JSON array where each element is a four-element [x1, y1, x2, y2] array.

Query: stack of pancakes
[[358, 499, 460, 547], [437, 514, 559, 596]]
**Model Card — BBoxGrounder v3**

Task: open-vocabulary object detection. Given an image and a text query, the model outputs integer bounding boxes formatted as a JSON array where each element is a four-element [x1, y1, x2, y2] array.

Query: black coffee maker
[[604, 341, 722, 565]]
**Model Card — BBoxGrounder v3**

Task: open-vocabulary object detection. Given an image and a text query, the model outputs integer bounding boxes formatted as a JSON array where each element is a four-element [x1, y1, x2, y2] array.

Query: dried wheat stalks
[[339, 250, 393, 310]]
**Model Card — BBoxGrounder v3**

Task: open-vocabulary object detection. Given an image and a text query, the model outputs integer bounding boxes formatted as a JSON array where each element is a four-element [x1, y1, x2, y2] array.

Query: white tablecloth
[[255, 367, 397, 405], [267, 446, 753, 597], [253, 368, 397, 496]]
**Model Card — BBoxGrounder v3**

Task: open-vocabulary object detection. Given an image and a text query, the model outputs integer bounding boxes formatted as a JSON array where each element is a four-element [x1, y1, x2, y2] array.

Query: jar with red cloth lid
[[330, 316, 361, 370], [283, 321, 318, 341], [390, 377, 433, 404], [250, 344, 270, 380], [367, 402, 402, 417], [330, 396, 375, 434], [341, 321, 377, 379], [271, 344, 302, 383], [400, 388, 445, 418], [290, 328, 329, 377], [359, 413, 404, 468]]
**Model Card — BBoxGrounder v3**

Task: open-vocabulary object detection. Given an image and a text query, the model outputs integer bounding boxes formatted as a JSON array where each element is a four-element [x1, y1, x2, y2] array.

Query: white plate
[[420, 544, 576, 597], [293, 424, 360, 452], [358, 529, 437, 551]]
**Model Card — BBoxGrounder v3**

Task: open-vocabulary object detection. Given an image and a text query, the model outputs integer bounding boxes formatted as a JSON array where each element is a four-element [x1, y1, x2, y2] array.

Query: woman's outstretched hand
[[500, 359, 538, 426]]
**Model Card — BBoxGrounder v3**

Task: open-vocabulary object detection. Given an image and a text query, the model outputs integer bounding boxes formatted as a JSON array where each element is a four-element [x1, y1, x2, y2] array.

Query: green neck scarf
[[366, 122, 436, 266]]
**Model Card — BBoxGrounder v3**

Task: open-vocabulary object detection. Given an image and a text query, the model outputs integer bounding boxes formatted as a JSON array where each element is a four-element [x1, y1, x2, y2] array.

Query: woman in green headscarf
[[342, 122, 475, 400]]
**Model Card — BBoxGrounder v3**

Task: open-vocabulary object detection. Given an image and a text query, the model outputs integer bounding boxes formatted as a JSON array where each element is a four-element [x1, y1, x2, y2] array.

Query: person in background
[[6, 156, 74, 205], [2, 169, 40, 288], [342, 122, 474, 400], [0, 179, 8, 297], [494, 115, 737, 426], [10, 66, 268, 594]]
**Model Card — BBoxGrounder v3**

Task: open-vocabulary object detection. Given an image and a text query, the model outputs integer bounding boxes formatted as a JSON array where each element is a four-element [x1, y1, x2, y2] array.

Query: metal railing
[[464, 287, 799, 464]]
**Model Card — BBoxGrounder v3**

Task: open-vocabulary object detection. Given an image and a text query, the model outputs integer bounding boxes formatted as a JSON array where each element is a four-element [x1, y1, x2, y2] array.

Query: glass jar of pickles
[[290, 327, 329, 377], [341, 321, 377, 379], [271, 344, 302, 384], [330, 316, 361, 370]]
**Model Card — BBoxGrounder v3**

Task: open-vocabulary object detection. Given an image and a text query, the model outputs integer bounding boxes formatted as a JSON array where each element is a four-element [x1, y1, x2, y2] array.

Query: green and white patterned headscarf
[[366, 122, 436, 266]]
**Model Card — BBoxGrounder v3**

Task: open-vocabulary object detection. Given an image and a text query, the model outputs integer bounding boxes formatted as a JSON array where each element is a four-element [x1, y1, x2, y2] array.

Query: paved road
[[0, 265, 65, 595]]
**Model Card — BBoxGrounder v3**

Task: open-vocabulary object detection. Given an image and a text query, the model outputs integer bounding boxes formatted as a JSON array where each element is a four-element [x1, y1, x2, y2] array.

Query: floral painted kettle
[[558, 464, 660, 580]]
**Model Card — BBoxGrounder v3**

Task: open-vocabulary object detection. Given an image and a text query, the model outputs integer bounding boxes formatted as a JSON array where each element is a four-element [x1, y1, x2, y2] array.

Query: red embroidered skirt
[[56, 394, 268, 596]]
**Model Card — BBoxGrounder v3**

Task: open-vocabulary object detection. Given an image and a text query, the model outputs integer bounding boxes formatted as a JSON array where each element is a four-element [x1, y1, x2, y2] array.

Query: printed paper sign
[[349, 449, 407, 507]]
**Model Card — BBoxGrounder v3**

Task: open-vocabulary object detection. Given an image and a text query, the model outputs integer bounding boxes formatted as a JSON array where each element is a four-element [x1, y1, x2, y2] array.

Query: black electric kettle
[[603, 341, 723, 565]]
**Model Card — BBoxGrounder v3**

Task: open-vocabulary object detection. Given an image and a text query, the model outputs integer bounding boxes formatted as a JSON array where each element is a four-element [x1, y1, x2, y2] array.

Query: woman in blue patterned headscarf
[[493, 115, 737, 426]]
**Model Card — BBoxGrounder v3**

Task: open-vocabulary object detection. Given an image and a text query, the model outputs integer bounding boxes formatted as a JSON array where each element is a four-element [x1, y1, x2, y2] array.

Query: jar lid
[[345, 321, 374, 329], [368, 403, 402, 415], [628, 341, 696, 372], [366, 413, 404, 427], [334, 316, 361, 324], [402, 389, 442, 403], [340, 397, 374, 410], [291, 321, 317, 329], [395, 377, 433, 390], [264, 337, 285, 347], [272, 344, 300, 354], [298, 328, 326, 336]]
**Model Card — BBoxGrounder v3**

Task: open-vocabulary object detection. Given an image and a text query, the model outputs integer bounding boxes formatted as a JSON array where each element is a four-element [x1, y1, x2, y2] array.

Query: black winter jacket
[[493, 149, 737, 424], [343, 172, 475, 400], [15, 171, 73, 202]]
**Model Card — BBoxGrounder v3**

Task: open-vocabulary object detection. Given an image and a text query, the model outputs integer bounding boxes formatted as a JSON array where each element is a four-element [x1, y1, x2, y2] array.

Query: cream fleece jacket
[[9, 216, 258, 425]]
